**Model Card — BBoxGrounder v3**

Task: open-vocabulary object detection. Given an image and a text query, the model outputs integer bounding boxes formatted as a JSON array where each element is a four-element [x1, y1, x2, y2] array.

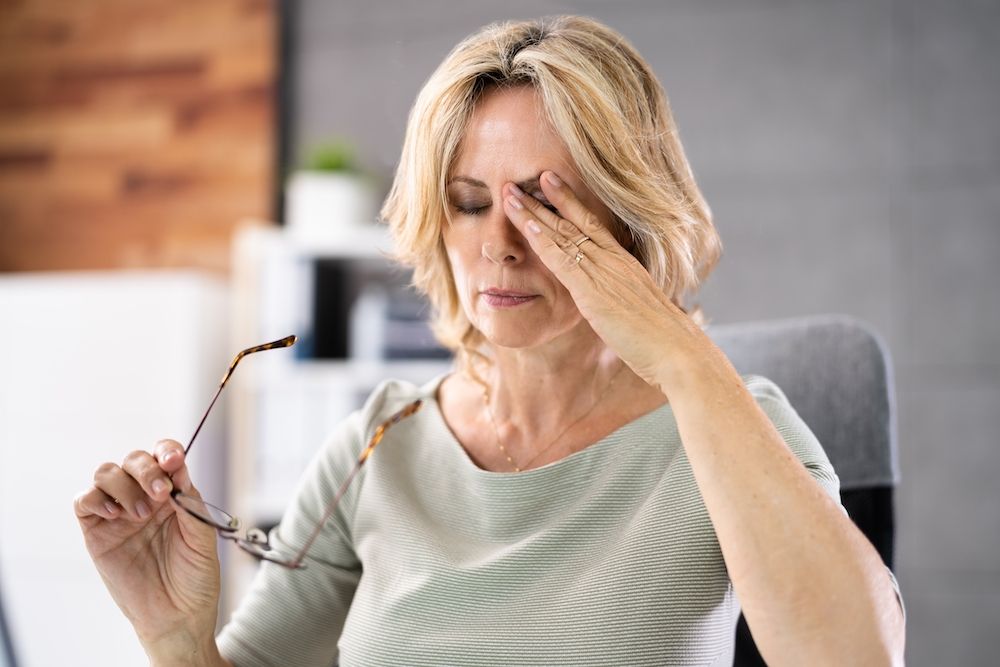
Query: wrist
[[144, 627, 223, 667], [652, 337, 736, 402]]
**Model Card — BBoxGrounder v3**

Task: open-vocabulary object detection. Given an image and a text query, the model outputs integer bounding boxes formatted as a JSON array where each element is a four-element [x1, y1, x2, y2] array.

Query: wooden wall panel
[[0, 0, 277, 272]]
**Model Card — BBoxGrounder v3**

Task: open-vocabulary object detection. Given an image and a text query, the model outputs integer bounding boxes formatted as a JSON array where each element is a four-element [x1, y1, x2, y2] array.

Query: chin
[[475, 312, 582, 350]]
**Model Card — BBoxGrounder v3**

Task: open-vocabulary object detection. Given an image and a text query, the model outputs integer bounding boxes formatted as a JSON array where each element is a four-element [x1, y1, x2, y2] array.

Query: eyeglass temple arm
[[284, 400, 423, 568], [284, 452, 369, 568], [185, 384, 225, 455], [184, 335, 297, 456]]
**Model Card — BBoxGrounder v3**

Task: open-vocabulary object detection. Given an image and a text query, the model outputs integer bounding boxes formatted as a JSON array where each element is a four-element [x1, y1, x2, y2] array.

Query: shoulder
[[741, 374, 805, 428], [741, 373, 792, 405], [304, 374, 446, 473], [288, 374, 448, 522], [355, 374, 446, 438], [741, 374, 842, 497], [740, 373, 811, 438]]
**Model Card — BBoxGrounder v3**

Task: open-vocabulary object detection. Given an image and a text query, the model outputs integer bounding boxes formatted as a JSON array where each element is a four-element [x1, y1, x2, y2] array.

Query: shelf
[[287, 224, 395, 260], [242, 357, 453, 390], [236, 220, 396, 261]]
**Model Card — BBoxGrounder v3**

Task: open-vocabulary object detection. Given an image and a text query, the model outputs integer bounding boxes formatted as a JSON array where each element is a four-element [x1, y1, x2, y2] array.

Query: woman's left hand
[[503, 170, 706, 389]]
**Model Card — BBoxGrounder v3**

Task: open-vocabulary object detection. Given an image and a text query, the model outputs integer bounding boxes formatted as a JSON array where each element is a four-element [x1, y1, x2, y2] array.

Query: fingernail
[[104, 502, 119, 516], [509, 183, 525, 198], [152, 479, 168, 496], [528, 220, 542, 234], [162, 450, 177, 463], [545, 172, 562, 187], [136, 501, 151, 519], [506, 195, 523, 210]]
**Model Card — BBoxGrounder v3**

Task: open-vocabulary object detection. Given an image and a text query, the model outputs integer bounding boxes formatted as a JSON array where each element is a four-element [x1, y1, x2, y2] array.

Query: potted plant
[[284, 140, 379, 243]]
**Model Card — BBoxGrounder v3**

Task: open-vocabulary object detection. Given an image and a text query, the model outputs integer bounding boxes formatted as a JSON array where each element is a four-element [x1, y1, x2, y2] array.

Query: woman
[[74, 16, 905, 666]]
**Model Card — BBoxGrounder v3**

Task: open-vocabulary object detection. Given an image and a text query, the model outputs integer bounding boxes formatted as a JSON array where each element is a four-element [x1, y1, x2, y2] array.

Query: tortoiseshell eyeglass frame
[[170, 334, 423, 569]]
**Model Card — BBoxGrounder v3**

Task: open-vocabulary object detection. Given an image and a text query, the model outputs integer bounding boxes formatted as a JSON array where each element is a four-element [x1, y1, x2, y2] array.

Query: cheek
[[443, 244, 477, 313], [551, 283, 581, 319]]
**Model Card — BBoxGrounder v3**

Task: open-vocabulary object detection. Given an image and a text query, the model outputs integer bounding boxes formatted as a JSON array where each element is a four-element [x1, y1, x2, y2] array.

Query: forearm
[[658, 342, 904, 665]]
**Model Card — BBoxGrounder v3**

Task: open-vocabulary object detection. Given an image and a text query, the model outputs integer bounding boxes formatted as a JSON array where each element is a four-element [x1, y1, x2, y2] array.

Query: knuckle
[[557, 253, 578, 272], [72, 489, 89, 510], [74, 487, 107, 517], [581, 211, 600, 229], [122, 450, 159, 485], [93, 461, 118, 482], [122, 449, 148, 467]]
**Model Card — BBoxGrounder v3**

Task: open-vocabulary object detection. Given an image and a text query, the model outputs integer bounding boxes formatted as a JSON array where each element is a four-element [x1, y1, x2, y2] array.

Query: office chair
[[707, 314, 899, 667]]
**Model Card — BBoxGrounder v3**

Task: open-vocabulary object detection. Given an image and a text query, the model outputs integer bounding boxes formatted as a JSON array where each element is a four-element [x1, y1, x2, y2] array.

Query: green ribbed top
[[218, 374, 841, 666]]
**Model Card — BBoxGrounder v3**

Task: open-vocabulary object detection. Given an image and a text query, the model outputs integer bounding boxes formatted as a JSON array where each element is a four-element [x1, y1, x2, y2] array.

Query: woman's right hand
[[73, 439, 223, 661]]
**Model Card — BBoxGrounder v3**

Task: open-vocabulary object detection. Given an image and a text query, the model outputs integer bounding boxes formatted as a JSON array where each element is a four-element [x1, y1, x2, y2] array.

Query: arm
[[503, 170, 905, 666], [656, 331, 905, 665], [216, 409, 369, 666]]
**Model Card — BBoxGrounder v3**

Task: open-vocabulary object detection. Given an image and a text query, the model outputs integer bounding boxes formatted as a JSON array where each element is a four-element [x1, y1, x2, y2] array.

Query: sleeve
[[745, 375, 906, 621], [217, 406, 375, 667], [744, 374, 843, 506]]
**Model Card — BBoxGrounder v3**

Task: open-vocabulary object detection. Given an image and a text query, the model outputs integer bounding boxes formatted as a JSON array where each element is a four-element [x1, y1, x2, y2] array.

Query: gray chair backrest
[[707, 314, 899, 490]]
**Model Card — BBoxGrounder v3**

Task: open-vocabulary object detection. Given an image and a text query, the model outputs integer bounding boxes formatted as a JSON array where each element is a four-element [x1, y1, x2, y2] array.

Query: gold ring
[[574, 251, 585, 264], [573, 235, 591, 246]]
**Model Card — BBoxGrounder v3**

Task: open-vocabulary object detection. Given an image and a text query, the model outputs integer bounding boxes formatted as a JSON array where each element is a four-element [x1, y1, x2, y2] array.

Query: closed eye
[[451, 200, 559, 217], [453, 203, 489, 216]]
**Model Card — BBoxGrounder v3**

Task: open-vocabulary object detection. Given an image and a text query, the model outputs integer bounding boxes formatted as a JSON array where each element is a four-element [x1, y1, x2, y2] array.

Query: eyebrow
[[447, 175, 543, 192]]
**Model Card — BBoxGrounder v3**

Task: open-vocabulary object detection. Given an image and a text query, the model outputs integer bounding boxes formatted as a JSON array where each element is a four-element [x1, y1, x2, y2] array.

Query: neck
[[479, 324, 622, 438]]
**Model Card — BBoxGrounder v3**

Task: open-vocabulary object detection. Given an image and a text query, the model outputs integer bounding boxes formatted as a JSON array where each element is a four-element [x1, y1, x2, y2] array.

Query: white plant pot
[[285, 171, 378, 243]]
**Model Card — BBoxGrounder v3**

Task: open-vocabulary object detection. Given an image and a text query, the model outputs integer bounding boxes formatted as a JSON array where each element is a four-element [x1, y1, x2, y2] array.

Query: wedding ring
[[574, 251, 585, 264], [573, 235, 591, 246]]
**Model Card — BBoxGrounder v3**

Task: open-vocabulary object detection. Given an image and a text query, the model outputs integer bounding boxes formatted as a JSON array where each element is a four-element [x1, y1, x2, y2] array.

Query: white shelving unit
[[225, 223, 451, 607]]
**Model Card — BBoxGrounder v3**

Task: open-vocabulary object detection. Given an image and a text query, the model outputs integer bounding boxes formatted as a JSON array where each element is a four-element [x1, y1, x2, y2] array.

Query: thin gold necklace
[[482, 362, 627, 472]]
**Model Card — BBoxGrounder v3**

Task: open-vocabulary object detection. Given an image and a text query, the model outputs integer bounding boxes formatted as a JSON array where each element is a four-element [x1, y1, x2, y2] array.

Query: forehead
[[451, 86, 573, 178]]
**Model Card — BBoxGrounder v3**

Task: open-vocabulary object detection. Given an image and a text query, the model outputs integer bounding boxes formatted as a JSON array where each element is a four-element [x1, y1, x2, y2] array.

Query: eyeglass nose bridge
[[229, 532, 307, 569]]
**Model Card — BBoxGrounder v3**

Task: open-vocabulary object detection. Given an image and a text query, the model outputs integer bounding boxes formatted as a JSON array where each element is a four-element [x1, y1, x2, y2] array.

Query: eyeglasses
[[171, 334, 423, 569]]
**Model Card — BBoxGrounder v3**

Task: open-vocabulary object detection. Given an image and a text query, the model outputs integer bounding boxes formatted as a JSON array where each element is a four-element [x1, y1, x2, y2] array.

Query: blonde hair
[[381, 15, 721, 366]]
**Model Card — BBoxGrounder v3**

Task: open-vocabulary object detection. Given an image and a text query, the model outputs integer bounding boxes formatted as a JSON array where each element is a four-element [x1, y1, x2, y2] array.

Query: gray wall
[[289, 1, 1000, 664]]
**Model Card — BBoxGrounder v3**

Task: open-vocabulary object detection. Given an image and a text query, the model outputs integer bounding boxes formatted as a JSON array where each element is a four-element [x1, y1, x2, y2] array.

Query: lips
[[480, 288, 538, 308]]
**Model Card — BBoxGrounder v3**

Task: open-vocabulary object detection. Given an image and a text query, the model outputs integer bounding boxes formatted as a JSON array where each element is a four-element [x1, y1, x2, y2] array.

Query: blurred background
[[1, 0, 997, 665]]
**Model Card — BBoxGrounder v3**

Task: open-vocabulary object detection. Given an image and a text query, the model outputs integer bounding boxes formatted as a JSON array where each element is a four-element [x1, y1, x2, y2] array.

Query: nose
[[481, 211, 526, 265]]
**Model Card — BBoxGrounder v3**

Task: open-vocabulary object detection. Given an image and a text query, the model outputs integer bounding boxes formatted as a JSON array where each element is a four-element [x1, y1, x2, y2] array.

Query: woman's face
[[443, 86, 615, 350]]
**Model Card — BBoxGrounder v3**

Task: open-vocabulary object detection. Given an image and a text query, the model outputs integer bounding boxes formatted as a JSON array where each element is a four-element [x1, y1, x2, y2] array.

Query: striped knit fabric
[[218, 374, 841, 666]]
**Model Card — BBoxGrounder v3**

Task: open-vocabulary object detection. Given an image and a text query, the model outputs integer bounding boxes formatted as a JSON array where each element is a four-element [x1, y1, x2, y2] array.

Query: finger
[[503, 193, 589, 277], [93, 461, 152, 521], [506, 183, 578, 252], [152, 439, 198, 494], [538, 171, 620, 249], [154, 439, 186, 473], [74, 486, 124, 521], [122, 449, 174, 504]]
